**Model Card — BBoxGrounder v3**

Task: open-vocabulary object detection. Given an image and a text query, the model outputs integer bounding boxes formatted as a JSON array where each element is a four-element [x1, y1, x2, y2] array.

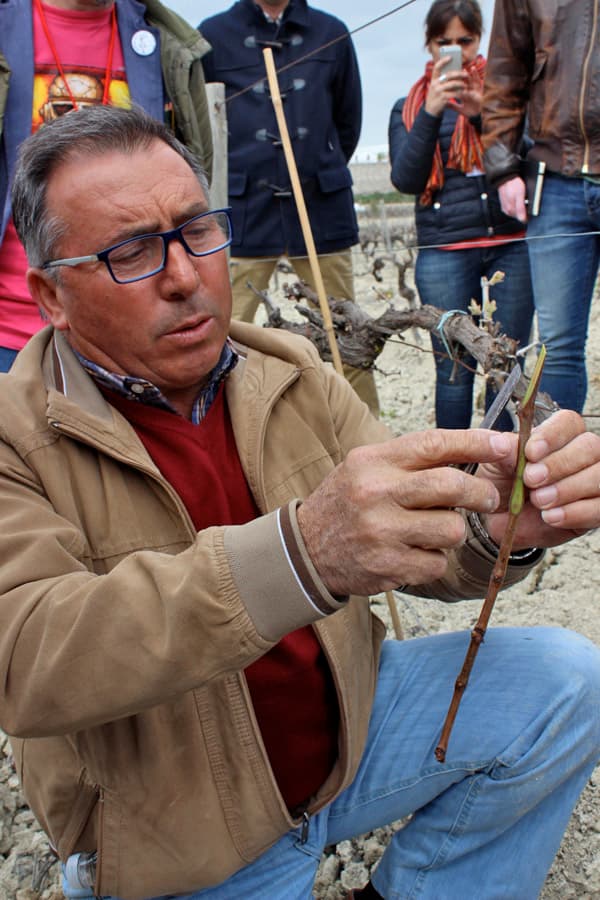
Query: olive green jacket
[[143, 0, 213, 181]]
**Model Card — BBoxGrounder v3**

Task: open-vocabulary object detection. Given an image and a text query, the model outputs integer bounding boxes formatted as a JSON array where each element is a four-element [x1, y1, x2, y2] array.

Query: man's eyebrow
[[105, 205, 210, 246]]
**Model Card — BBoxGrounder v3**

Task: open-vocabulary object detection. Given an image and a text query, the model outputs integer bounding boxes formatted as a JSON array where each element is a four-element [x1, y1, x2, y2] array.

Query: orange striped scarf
[[402, 54, 486, 206]]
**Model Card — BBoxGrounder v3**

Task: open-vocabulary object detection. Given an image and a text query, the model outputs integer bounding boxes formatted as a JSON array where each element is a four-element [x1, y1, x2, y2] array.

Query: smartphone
[[439, 45, 463, 73]]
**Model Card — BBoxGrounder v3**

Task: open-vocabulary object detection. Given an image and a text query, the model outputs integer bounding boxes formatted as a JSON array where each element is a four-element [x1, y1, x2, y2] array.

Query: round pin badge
[[131, 30, 157, 56]]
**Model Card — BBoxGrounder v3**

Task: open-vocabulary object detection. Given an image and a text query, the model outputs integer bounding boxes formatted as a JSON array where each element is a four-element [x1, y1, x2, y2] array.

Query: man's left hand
[[478, 410, 600, 549]]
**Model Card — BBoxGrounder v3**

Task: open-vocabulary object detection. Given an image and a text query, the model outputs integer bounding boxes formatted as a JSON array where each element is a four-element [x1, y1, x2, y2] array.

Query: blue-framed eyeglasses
[[42, 208, 233, 284]]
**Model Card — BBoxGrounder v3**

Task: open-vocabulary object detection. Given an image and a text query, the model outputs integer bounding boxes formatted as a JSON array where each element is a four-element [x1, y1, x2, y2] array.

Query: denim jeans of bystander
[[415, 240, 534, 430], [526, 171, 600, 412]]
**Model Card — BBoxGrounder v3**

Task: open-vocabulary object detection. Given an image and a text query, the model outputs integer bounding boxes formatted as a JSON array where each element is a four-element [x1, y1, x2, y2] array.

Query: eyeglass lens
[[107, 211, 231, 283]]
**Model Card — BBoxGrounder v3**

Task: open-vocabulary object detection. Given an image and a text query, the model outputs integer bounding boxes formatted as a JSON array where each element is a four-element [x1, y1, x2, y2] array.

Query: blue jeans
[[526, 172, 600, 412], [0, 346, 18, 372], [415, 241, 534, 430], [64, 627, 600, 899]]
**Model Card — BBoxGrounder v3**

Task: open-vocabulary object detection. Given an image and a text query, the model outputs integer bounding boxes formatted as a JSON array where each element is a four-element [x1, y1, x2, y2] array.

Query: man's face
[[34, 140, 232, 415], [254, 0, 289, 13]]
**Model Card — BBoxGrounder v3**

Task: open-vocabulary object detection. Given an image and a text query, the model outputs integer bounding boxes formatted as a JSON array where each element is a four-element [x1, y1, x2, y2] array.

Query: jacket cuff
[[483, 143, 522, 188], [222, 501, 347, 642], [461, 511, 545, 586], [467, 512, 544, 567]]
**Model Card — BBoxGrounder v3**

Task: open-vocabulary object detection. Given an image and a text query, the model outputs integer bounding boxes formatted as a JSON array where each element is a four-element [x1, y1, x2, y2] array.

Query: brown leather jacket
[[482, 0, 600, 185]]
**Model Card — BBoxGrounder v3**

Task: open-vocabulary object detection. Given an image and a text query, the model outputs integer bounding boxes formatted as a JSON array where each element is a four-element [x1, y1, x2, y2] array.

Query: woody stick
[[262, 48, 402, 639], [435, 346, 547, 762]]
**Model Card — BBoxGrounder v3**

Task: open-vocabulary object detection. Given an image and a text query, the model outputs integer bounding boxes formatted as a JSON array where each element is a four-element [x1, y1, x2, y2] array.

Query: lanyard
[[34, 0, 118, 109]]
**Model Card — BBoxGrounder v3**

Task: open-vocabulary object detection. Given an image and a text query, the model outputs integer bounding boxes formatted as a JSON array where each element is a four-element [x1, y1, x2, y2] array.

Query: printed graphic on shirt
[[32, 64, 131, 132]]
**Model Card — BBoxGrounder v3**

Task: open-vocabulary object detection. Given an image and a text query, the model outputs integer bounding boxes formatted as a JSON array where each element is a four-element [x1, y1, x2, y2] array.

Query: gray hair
[[11, 104, 211, 270]]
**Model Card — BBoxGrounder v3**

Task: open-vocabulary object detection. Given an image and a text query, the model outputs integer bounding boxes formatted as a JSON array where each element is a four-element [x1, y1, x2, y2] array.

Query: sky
[[168, 0, 497, 151]]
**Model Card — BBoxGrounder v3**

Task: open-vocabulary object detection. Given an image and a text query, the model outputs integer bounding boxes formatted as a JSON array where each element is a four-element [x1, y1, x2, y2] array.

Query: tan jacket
[[0, 324, 538, 899], [482, 0, 600, 183]]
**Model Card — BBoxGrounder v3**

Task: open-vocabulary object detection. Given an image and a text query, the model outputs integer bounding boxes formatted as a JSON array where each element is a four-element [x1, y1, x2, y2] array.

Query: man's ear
[[26, 268, 69, 330]]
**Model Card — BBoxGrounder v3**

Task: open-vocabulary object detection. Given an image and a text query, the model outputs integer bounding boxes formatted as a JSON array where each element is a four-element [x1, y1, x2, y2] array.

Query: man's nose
[[161, 237, 199, 294]]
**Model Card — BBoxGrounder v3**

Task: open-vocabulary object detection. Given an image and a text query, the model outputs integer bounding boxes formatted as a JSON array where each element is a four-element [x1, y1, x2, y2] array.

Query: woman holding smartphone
[[388, 0, 533, 430]]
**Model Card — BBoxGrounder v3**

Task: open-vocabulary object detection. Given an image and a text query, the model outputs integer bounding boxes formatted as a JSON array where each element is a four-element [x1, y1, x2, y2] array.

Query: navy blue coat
[[200, 0, 361, 257], [388, 99, 523, 247]]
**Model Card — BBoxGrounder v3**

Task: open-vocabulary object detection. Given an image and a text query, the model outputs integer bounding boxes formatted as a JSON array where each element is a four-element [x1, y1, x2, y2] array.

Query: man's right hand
[[498, 176, 528, 223], [296, 429, 513, 596]]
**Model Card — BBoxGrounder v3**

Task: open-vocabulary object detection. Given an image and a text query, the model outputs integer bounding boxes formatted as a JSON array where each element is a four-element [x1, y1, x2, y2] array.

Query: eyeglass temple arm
[[43, 254, 99, 270]]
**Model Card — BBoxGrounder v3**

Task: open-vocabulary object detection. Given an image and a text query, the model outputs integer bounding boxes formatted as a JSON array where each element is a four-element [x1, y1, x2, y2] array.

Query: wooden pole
[[262, 49, 402, 640], [262, 49, 344, 375], [205, 82, 228, 211]]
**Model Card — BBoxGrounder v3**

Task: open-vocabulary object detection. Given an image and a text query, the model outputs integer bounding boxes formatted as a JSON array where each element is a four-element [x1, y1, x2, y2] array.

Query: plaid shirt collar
[[256, 2, 286, 24], [73, 340, 239, 426]]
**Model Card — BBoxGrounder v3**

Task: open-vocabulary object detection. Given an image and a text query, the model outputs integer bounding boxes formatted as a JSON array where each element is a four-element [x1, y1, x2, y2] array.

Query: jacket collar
[[46, 329, 116, 424], [240, 0, 309, 28], [43, 325, 301, 446]]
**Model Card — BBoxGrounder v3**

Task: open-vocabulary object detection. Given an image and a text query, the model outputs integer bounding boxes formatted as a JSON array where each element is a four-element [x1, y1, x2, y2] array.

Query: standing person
[[3, 102, 600, 900], [482, 0, 600, 414], [0, 0, 213, 373], [199, 0, 379, 414], [388, 0, 533, 430]]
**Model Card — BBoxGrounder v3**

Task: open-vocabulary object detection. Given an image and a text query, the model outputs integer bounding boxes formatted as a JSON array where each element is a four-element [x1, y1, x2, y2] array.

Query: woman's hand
[[450, 66, 483, 119], [425, 56, 468, 117]]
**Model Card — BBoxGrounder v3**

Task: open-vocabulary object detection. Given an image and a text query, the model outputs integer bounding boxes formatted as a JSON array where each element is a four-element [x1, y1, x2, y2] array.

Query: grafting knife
[[461, 363, 523, 475]]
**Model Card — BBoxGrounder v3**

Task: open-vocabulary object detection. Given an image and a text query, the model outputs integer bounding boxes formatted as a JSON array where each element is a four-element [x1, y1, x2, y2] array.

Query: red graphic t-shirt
[[0, 2, 128, 351]]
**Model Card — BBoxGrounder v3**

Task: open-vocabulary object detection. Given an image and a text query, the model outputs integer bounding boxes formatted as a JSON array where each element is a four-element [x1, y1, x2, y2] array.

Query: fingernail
[[542, 507, 565, 525], [534, 485, 558, 507], [485, 492, 500, 512], [490, 433, 511, 454], [526, 462, 548, 485]]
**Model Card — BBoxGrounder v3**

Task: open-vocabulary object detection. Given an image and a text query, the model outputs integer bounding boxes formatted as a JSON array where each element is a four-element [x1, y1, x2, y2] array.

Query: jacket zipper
[[300, 810, 310, 844], [94, 786, 104, 892], [578, 0, 599, 173], [247, 366, 301, 512]]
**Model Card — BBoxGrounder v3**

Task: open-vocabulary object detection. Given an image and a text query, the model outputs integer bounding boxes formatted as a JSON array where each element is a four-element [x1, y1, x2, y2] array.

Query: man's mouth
[[165, 315, 210, 336]]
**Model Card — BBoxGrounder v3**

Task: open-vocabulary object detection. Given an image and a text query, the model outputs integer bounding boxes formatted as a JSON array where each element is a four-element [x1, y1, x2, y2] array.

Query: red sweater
[[105, 386, 339, 811]]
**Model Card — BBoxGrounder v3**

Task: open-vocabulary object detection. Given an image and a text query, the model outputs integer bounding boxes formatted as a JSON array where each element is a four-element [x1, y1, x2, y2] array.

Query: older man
[[0, 0, 212, 372], [2, 105, 600, 900]]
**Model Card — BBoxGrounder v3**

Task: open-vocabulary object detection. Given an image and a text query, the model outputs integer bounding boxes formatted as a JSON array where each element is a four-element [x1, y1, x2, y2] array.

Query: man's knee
[[531, 627, 600, 741]]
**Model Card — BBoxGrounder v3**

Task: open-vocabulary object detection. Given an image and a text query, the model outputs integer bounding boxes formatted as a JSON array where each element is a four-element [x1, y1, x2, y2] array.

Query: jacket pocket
[[57, 772, 100, 859], [528, 50, 548, 136], [310, 166, 357, 243], [316, 166, 353, 194]]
